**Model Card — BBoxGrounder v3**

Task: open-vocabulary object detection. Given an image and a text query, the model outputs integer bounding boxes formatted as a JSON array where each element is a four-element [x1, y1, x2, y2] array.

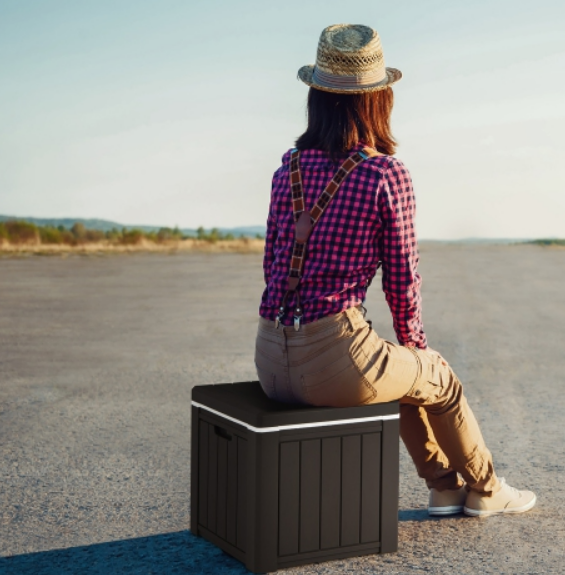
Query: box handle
[[214, 425, 232, 441]]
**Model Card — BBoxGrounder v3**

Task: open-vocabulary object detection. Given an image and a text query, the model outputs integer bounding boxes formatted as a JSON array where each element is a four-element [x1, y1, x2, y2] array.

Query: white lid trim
[[192, 400, 399, 433]]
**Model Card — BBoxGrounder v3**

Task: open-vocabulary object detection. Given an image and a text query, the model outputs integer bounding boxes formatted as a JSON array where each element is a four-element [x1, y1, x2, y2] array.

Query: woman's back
[[260, 144, 425, 348]]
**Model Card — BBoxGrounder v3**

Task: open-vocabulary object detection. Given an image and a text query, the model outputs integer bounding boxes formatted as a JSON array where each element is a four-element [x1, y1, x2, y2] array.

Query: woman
[[255, 24, 535, 517]]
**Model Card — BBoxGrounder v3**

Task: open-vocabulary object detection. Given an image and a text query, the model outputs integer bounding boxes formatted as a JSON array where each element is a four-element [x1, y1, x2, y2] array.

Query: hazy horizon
[[2, 1, 564, 239], [2, 213, 561, 243]]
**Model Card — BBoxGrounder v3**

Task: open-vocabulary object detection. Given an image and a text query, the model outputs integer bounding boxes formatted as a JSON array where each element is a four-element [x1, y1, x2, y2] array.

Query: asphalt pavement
[[0, 244, 564, 574]]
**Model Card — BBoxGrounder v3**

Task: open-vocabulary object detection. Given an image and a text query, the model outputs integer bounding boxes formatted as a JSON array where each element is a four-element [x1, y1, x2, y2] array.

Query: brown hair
[[295, 87, 396, 158]]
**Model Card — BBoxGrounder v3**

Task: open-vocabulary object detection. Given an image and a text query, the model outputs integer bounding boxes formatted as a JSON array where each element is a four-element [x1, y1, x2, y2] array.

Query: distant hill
[[0, 215, 125, 232], [0, 215, 265, 238]]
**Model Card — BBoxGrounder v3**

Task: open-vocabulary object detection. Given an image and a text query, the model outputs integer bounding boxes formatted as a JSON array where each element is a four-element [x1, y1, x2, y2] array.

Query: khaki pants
[[255, 306, 500, 494]]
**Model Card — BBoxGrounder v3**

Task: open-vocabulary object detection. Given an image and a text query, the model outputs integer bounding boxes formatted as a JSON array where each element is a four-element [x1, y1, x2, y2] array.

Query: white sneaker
[[428, 485, 467, 516], [464, 478, 536, 517]]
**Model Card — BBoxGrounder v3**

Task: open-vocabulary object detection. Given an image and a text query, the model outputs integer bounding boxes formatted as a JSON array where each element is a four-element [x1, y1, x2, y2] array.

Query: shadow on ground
[[398, 508, 461, 522], [0, 531, 249, 575], [0, 510, 449, 575]]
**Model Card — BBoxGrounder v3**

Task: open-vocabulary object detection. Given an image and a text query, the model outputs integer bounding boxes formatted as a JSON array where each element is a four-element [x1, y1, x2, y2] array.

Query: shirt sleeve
[[262, 182, 277, 285], [377, 160, 427, 349]]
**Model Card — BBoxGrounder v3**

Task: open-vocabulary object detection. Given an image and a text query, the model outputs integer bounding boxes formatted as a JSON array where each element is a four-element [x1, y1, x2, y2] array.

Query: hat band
[[312, 66, 387, 89]]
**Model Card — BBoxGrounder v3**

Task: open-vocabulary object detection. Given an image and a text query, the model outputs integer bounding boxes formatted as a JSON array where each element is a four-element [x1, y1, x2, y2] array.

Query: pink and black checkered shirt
[[259, 142, 427, 349]]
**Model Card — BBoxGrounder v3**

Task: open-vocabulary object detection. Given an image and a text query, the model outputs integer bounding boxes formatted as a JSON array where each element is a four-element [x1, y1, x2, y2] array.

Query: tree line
[[0, 221, 263, 246]]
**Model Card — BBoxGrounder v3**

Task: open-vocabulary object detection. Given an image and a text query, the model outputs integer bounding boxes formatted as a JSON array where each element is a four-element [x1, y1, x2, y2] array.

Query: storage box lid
[[192, 381, 399, 431]]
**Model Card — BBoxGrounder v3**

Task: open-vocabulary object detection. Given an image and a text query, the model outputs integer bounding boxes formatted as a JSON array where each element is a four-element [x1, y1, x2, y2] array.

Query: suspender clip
[[293, 307, 302, 331], [275, 305, 285, 329]]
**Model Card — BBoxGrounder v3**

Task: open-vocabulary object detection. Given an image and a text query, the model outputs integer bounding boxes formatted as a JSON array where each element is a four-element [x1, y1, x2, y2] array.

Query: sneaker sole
[[428, 505, 464, 516], [463, 495, 537, 517]]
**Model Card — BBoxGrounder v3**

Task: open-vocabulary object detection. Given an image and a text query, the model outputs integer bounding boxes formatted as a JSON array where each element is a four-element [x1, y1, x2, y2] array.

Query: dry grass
[[0, 238, 265, 256]]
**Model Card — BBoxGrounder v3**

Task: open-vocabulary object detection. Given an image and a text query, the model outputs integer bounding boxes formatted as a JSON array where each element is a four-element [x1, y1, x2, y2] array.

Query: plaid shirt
[[259, 142, 427, 349]]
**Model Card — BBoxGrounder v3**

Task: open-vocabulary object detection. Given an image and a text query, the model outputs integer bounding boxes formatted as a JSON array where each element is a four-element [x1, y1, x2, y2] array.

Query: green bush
[[84, 229, 104, 242], [120, 228, 144, 245], [105, 228, 121, 242], [4, 220, 39, 244], [37, 225, 77, 245], [208, 228, 220, 243], [71, 222, 86, 239], [157, 227, 182, 242], [60, 230, 75, 244], [39, 226, 64, 244], [194, 226, 236, 243]]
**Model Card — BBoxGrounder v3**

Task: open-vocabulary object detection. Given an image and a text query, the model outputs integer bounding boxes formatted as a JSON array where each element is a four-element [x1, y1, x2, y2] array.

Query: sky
[[1, 0, 564, 239]]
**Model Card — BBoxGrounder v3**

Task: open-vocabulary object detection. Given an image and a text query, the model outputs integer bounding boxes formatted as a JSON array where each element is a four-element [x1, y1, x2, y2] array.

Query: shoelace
[[499, 477, 520, 496]]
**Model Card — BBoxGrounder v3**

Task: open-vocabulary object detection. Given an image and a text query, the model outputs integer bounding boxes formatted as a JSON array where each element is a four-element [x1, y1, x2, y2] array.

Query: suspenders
[[275, 146, 382, 330]]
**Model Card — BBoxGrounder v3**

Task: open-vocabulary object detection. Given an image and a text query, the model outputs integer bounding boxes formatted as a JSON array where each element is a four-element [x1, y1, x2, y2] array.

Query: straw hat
[[298, 24, 402, 94]]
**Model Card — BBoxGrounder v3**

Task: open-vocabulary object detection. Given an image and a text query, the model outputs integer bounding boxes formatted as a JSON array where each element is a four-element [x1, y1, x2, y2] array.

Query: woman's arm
[[262, 185, 277, 286], [378, 159, 427, 349]]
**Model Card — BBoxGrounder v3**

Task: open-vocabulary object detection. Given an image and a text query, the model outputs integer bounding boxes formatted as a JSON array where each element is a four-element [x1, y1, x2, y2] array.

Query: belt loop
[[344, 306, 357, 332], [344, 305, 366, 331]]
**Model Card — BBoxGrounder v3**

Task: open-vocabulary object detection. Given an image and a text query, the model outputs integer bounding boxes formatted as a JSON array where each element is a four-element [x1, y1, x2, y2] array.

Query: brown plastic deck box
[[191, 381, 400, 573]]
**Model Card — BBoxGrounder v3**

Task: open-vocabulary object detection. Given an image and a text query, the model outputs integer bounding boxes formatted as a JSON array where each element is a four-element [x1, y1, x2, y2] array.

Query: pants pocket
[[300, 344, 376, 408], [427, 360, 446, 387], [349, 335, 418, 403], [404, 349, 446, 404]]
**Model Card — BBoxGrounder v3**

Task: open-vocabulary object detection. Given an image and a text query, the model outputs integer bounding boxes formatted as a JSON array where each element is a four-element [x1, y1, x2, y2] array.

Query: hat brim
[[297, 65, 402, 94]]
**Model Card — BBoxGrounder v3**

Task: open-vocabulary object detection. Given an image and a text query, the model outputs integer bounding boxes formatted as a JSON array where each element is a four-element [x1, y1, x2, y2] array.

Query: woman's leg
[[399, 403, 463, 491], [400, 348, 500, 495], [350, 311, 534, 513], [345, 307, 499, 494]]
